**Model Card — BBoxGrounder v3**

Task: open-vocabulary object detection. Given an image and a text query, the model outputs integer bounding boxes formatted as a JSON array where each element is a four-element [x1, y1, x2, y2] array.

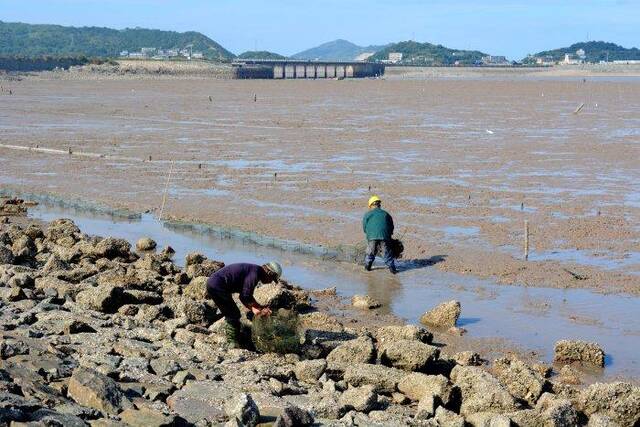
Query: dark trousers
[[365, 239, 395, 268], [207, 288, 241, 329]]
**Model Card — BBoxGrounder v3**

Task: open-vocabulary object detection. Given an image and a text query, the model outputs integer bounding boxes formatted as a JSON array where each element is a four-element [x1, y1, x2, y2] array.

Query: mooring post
[[524, 220, 530, 261]]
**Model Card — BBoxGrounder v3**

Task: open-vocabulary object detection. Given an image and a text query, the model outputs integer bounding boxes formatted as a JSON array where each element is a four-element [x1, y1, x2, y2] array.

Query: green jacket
[[362, 207, 394, 241]]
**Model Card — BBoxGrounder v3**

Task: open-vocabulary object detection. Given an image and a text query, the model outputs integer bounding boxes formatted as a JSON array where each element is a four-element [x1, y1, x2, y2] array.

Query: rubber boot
[[389, 263, 398, 275], [224, 323, 241, 349], [364, 261, 373, 271]]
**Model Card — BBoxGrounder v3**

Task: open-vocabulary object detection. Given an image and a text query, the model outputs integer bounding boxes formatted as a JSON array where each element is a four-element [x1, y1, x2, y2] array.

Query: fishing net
[[251, 309, 301, 354], [388, 238, 405, 259]]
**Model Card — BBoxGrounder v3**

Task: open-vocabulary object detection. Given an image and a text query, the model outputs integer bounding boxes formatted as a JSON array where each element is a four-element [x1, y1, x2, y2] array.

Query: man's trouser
[[207, 288, 241, 330], [365, 239, 395, 268]]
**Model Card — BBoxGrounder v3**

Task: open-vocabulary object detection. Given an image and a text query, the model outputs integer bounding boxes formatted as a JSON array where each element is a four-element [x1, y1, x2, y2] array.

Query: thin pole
[[524, 220, 530, 261], [158, 160, 175, 221]]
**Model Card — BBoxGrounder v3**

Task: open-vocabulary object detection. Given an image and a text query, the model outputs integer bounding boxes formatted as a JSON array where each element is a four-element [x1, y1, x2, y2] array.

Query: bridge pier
[[232, 60, 384, 79]]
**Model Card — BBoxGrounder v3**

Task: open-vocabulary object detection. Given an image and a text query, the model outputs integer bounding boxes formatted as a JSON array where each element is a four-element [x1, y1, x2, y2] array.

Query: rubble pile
[[0, 218, 638, 426]]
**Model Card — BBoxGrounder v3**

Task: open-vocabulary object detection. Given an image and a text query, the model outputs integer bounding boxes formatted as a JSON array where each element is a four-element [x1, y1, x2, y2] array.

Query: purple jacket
[[206, 263, 269, 306]]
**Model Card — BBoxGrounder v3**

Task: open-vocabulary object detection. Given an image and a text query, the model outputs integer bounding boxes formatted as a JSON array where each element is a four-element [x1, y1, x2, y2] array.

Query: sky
[[1, 0, 639, 59]]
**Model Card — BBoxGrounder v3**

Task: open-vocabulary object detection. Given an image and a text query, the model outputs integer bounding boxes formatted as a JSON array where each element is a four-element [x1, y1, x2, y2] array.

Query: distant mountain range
[[237, 51, 286, 60], [291, 39, 387, 61], [0, 21, 234, 61], [526, 41, 640, 63]]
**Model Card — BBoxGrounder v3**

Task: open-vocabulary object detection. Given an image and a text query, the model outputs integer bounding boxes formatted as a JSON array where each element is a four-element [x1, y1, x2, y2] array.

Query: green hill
[[370, 41, 487, 66], [292, 39, 387, 61], [526, 41, 640, 63], [237, 51, 286, 60], [0, 21, 234, 61]]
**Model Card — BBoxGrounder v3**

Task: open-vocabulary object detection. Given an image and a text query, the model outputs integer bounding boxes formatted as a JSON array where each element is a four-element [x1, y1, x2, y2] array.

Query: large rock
[[343, 363, 405, 393], [420, 300, 461, 328], [119, 407, 176, 427], [465, 412, 512, 427], [93, 237, 131, 259], [75, 285, 126, 313], [450, 365, 518, 416], [186, 259, 224, 279], [493, 356, 546, 406], [45, 219, 80, 244], [434, 407, 465, 427], [135, 237, 157, 252], [375, 325, 433, 346], [351, 294, 381, 309], [380, 339, 439, 372], [183, 276, 209, 300], [273, 404, 314, 427], [67, 367, 128, 415], [339, 385, 378, 413], [0, 245, 14, 264], [578, 382, 640, 426], [326, 336, 375, 370], [225, 393, 260, 427], [253, 283, 295, 309], [11, 235, 36, 260], [535, 393, 579, 427], [554, 340, 605, 367], [294, 359, 327, 383], [397, 373, 453, 405]]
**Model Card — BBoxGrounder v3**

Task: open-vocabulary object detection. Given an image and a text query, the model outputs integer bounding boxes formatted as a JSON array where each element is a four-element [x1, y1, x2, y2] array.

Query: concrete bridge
[[232, 59, 385, 79]]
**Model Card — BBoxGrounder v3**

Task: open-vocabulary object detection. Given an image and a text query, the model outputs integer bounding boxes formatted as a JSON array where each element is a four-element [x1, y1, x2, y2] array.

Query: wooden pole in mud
[[158, 160, 175, 221], [524, 220, 530, 261]]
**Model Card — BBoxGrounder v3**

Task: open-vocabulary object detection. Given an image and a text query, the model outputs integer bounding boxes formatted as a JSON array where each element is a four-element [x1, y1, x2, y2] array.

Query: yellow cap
[[368, 195, 381, 208]]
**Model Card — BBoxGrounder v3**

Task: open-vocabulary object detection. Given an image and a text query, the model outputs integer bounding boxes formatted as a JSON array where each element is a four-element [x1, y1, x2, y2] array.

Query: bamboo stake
[[158, 160, 175, 221], [573, 103, 585, 114], [524, 220, 530, 261]]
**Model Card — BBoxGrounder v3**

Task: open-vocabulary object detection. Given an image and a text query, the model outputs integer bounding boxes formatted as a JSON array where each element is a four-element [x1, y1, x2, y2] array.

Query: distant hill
[[237, 51, 286, 60], [291, 39, 387, 61], [0, 21, 234, 61], [370, 41, 488, 66], [526, 41, 640, 63]]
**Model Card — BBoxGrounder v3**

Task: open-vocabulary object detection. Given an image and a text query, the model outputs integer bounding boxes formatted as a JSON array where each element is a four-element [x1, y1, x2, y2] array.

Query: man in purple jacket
[[206, 261, 282, 347]]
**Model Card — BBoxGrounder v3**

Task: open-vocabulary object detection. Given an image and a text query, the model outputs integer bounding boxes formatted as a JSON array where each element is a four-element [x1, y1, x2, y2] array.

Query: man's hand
[[250, 305, 272, 317]]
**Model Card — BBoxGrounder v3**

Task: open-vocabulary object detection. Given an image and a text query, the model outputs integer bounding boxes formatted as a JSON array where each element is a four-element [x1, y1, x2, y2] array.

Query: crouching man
[[206, 261, 282, 347]]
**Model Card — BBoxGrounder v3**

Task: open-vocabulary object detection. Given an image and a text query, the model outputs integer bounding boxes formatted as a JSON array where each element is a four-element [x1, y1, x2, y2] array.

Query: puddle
[[27, 202, 640, 379], [530, 249, 640, 273]]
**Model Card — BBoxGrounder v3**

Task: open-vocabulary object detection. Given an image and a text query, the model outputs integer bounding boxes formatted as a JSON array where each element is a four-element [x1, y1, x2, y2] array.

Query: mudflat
[[1, 70, 639, 294]]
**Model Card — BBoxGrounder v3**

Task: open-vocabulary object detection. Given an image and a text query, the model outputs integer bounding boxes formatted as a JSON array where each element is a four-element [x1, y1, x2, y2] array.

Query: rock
[[63, 319, 96, 334], [175, 299, 216, 325], [42, 254, 69, 275], [93, 237, 131, 260], [453, 351, 482, 366], [380, 339, 439, 372], [578, 382, 640, 426], [493, 356, 546, 406], [225, 393, 260, 427], [67, 367, 129, 415], [375, 325, 433, 346], [185, 252, 206, 266], [135, 237, 157, 252], [186, 259, 224, 279], [415, 393, 436, 419], [434, 406, 465, 427], [397, 373, 453, 405], [343, 363, 405, 393], [119, 407, 176, 427], [7, 273, 34, 289], [75, 285, 126, 313], [339, 385, 377, 413], [351, 294, 381, 309], [327, 336, 375, 370], [182, 276, 209, 300], [558, 364, 583, 385], [253, 283, 295, 309], [587, 413, 617, 427], [535, 392, 579, 427], [554, 340, 605, 367], [273, 404, 314, 427], [465, 412, 512, 427], [0, 286, 26, 301], [150, 357, 182, 378], [294, 359, 327, 383], [0, 245, 14, 264], [420, 300, 461, 328], [172, 370, 196, 387], [45, 219, 80, 244], [12, 235, 37, 259], [450, 365, 518, 416]]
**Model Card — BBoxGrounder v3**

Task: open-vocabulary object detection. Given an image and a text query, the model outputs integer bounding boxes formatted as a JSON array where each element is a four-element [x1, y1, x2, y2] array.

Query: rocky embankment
[[1, 216, 639, 426]]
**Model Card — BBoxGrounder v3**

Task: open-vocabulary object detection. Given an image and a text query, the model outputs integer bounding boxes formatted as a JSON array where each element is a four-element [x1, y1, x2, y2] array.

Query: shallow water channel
[[29, 202, 640, 380]]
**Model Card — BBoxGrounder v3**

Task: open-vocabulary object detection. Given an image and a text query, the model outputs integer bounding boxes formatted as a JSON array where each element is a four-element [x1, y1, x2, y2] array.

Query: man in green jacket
[[363, 195, 397, 274]]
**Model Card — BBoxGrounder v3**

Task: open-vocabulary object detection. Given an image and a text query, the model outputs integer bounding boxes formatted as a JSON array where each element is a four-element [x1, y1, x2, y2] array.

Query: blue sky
[[2, 0, 639, 59]]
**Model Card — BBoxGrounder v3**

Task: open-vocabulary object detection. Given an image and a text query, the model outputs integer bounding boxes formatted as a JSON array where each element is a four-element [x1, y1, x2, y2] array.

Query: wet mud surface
[[0, 74, 639, 294]]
